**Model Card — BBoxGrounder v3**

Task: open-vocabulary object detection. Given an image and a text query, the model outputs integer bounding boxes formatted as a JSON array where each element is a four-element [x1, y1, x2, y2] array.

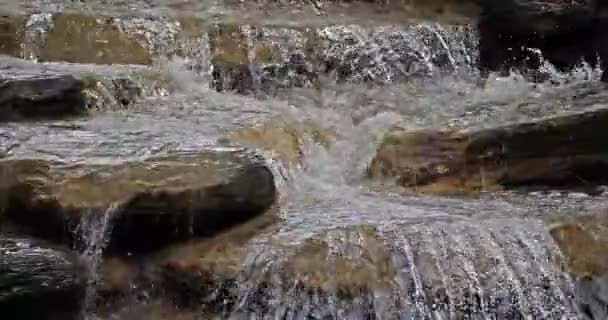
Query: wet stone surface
[[0, 237, 86, 320], [2, 1, 608, 320]]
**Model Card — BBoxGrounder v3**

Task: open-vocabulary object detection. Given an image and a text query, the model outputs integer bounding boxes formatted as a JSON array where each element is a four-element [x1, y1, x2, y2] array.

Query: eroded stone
[[0, 149, 277, 253], [369, 108, 608, 194]]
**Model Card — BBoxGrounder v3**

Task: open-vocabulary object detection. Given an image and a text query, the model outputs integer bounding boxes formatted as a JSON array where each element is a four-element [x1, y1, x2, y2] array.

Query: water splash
[[75, 204, 121, 319]]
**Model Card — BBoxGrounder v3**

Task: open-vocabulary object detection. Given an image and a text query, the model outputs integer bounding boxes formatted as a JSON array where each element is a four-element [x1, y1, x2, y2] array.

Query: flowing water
[[2, 2, 608, 319], [76, 205, 121, 318]]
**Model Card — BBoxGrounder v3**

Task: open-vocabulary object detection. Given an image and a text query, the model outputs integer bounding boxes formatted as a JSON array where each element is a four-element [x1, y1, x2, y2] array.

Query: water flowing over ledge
[[2, 1, 608, 320]]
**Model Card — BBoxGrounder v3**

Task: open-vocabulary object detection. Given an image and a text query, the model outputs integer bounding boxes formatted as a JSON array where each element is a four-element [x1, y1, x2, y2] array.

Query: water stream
[[75, 205, 121, 318], [2, 2, 608, 318]]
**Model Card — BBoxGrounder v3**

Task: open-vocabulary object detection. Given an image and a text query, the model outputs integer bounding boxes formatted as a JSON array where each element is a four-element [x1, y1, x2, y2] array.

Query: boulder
[[160, 225, 395, 316], [0, 74, 87, 121], [0, 238, 86, 320], [549, 213, 608, 320], [0, 149, 277, 254], [368, 108, 608, 194], [0, 58, 144, 121]]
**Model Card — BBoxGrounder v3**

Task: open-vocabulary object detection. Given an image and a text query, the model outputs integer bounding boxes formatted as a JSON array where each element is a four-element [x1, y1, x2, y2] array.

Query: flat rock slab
[[369, 107, 608, 194], [0, 57, 144, 121], [0, 149, 277, 254], [0, 237, 85, 320]]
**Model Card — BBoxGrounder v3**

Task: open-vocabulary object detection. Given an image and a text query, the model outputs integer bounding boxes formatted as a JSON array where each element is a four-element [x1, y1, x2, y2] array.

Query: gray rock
[[0, 74, 87, 121], [0, 238, 85, 320]]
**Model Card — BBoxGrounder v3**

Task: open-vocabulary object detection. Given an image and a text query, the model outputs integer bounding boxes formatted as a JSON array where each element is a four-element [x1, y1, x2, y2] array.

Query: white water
[[2, 9, 608, 318], [75, 205, 121, 319]]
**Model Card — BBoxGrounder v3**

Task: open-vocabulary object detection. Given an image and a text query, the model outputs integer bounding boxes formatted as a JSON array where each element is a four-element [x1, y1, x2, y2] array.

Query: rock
[[0, 74, 87, 121], [160, 225, 394, 315], [222, 120, 333, 167], [160, 213, 278, 310], [0, 14, 24, 57], [38, 13, 152, 65], [0, 58, 145, 120], [549, 213, 608, 319], [0, 149, 277, 254], [369, 108, 608, 194], [0, 238, 85, 320]]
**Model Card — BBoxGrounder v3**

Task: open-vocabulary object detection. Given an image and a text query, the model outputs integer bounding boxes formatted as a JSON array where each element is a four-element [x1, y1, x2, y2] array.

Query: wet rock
[[316, 24, 477, 83], [0, 14, 24, 57], [38, 14, 152, 65], [549, 213, 608, 319], [0, 238, 85, 320], [222, 120, 333, 167], [0, 74, 88, 121], [369, 108, 608, 194], [0, 71, 143, 121], [0, 149, 277, 254], [160, 225, 394, 315]]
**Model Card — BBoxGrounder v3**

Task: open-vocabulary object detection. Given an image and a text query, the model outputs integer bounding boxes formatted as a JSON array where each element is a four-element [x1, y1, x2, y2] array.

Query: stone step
[[0, 148, 277, 255], [368, 107, 608, 195], [0, 56, 151, 121], [0, 10, 478, 95]]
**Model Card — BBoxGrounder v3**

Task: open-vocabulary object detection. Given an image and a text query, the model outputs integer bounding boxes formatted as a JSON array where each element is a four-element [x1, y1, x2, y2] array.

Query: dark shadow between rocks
[[477, 2, 608, 81]]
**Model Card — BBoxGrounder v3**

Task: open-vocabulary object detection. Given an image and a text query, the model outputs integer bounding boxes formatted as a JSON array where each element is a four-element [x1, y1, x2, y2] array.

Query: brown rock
[[549, 212, 608, 319], [223, 120, 333, 167], [369, 109, 608, 194], [39, 14, 152, 65], [0, 150, 277, 254], [550, 213, 608, 278], [0, 14, 24, 57], [283, 226, 396, 294]]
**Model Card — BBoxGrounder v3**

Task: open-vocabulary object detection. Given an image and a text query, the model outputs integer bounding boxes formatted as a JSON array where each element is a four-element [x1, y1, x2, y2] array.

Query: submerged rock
[[0, 149, 277, 254], [0, 238, 85, 320], [369, 108, 608, 194], [222, 120, 333, 168]]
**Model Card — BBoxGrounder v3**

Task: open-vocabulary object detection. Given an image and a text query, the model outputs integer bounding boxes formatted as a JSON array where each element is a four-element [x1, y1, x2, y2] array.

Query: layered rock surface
[[0, 57, 145, 121], [0, 149, 276, 254], [0, 238, 85, 320], [369, 108, 608, 194]]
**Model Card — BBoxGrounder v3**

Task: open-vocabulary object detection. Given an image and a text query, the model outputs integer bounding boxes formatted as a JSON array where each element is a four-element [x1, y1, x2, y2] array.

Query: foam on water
[[2, 15, 607, 318]]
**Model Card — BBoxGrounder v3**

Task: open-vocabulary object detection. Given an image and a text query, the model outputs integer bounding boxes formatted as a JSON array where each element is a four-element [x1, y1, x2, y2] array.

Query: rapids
[[2, 1, 608, 319]]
